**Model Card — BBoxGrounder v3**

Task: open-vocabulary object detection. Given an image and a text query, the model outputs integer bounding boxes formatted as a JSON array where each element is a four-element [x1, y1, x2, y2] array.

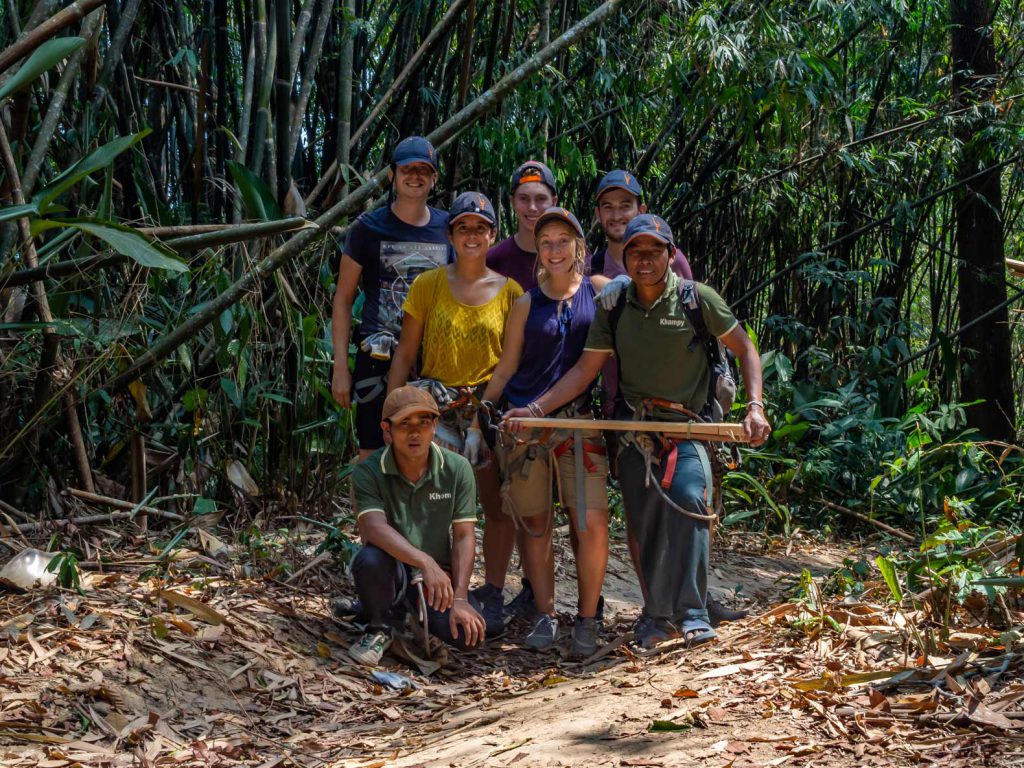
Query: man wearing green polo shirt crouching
[[504, 215, 770, 650], [347, 386, 486, 666]]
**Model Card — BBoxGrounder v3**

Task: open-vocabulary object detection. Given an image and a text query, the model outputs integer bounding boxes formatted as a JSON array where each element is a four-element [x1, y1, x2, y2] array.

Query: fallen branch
[[815, 497, 915, 543], [63, 488, 186, 521]]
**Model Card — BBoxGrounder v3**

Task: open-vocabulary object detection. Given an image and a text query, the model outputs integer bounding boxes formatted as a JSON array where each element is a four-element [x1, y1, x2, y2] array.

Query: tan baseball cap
[[382, 386, 441, 422]]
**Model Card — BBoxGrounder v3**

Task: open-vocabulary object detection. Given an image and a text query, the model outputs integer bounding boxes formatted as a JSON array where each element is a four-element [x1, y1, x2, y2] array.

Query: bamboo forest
[[0, 0, 1022, 765]]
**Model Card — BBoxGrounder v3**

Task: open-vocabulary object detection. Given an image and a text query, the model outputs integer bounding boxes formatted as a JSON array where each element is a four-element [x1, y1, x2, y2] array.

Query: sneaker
[[524, 614, 559, 650], [708, 597, 748, 626], [471, 582, 506, 636], [570, 615, 602, 658], [632, 614, 680, 650], [504, 579, 536, 620], [348, 627, 392, 666]]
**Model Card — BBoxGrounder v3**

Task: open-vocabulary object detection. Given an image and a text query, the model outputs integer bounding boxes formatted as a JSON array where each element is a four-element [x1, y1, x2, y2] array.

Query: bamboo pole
[[1006, 257, 1024, 275], [103, 0, 622, 394], [507, 418, 750, 443], [2, 218, 315, 288], [64, 488, 185, 521]]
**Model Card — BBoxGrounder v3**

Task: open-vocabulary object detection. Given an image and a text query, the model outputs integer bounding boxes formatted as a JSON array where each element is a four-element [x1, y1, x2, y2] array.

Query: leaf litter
[[0, 528, 1021, 767]]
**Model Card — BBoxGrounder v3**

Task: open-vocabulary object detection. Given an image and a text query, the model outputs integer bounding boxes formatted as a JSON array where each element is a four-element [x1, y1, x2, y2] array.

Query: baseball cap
[[510, 161, 558, 195], [622, 214, 674, 250], [534, 207, 584, 241], [449, 191, 497, 227], [382, 386, 440, 422], [596, 169, 643, 201], [391, 136, 437, 169]]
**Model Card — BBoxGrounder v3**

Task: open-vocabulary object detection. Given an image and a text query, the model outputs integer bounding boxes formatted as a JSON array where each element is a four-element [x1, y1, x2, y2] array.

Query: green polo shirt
[[585, 272, 738, 416], [351, 443, 477, 569]]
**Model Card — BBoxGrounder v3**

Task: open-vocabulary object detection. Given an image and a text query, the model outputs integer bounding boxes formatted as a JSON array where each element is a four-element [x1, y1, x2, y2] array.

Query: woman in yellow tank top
[[389, 191, 523, 638]]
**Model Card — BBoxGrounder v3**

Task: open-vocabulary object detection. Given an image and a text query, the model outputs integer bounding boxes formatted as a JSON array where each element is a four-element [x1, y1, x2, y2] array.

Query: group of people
[[330, 136, 771, 667]]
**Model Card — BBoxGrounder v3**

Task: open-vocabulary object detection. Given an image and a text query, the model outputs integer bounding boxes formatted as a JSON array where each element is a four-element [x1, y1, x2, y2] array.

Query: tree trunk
[[951, 0, 1015, 439]]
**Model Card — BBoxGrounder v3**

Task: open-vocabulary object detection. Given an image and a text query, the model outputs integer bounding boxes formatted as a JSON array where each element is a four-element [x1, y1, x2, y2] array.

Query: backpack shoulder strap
[[679, 280, 721, 365], [608, 289, 627, 354]]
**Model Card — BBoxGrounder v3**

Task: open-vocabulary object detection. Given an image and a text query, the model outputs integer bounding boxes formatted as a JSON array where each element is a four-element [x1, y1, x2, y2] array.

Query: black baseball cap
[[391, 136, 437, 169], [596, 169, 643, 201], [510, 161, 558, 195], [623, 214, 674, 250], [449, 191, 497, 227], [534, 207, 584, 240]]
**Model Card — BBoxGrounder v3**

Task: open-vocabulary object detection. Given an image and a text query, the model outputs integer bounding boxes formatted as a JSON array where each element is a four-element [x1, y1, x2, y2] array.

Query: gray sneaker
[[348, 628, 392, 666], [524, 614, 559, 650], [571, 615, 602, 658]]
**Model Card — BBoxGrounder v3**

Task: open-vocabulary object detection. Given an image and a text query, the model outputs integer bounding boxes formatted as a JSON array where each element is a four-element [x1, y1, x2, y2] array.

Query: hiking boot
[[708, 597, 748, 627], [632, 614, 680, 650], [570, 615, 602, 658], [524, 614, 559, 650], [472, 582, 506, 636], [504, 579, 536, 620], [348, 627, 392, 666]]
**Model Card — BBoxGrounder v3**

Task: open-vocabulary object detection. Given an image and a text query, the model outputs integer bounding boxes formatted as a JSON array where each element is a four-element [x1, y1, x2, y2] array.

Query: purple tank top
[[504, 277, 597, 407]]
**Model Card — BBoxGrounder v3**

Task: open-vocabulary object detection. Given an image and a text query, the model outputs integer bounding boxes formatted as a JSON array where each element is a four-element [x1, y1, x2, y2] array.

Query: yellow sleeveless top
[[402, 267, 523, 387]]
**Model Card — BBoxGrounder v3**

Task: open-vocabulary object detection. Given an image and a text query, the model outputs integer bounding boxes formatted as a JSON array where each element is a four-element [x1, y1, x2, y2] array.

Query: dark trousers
[[350, 545, 481, 645], [618, 440, 713, 624]]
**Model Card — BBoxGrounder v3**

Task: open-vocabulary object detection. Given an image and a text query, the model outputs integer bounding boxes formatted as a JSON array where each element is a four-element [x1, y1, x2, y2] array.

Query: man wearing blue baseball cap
[[504, 214, 770, 650], [331, 136, 454, 459]]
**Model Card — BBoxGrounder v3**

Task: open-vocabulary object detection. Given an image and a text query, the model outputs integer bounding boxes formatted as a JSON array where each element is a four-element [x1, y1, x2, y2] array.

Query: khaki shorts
[[498, 431, 609, 518]]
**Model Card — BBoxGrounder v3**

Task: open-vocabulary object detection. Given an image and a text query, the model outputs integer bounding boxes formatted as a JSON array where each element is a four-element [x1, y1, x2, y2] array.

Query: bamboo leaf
[[0, 37, 85, 101], [875, 555, 904, 603], [227, 160, 283, 221], [0, 202, 39, 222], [34, 131, 152, 211], [44, 218, 188, 272]]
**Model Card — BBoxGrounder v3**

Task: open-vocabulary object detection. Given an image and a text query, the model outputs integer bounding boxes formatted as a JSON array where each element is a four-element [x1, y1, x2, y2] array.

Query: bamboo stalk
[[508, 418, 749, 442], [2, 218, 315, 288], [814, 497, 915, 543], [103, 0, 623, 393], [1006, 257, 1024, 275]]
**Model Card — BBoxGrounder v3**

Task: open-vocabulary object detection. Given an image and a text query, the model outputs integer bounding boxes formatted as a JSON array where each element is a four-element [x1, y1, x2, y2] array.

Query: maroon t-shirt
[[486, 237, 538, 291]]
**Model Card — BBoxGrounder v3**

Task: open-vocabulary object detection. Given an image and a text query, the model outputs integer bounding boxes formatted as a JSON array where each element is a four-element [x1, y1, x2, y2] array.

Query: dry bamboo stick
[[63, 488, 185, 521], [1007, 257, 1024, 275], [506, 417, 749, 442]]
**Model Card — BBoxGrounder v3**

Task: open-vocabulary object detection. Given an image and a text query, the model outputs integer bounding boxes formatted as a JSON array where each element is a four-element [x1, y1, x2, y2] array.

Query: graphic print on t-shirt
[[378, 241, 449, 334]]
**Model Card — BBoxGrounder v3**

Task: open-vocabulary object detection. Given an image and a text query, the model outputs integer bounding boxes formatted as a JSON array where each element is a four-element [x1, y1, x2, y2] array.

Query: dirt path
[[1, 530, 1020, 768]]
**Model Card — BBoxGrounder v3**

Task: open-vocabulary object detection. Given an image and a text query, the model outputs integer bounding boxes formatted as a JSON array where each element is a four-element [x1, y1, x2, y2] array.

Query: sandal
[[679, 617, 717, 647]]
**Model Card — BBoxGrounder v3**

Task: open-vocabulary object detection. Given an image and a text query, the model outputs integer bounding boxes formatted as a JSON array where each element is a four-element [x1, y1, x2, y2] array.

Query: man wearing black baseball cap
[[331, 136, 454, 459], [504, 214, 770, 650], [486, 160, 559, 291]]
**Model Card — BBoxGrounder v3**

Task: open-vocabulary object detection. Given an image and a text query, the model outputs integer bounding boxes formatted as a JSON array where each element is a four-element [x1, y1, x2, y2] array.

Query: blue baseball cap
[[596, 169, 643, 201], [623, 214, 674, 250], [449, 191, 497, 227], [511, 160, 558, 195], [391, 136, 437, 169], [534, 207, 584, 240]]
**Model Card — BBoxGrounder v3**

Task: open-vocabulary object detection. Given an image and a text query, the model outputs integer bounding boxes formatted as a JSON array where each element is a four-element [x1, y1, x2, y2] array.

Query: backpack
[[608, 279, 737, 422]]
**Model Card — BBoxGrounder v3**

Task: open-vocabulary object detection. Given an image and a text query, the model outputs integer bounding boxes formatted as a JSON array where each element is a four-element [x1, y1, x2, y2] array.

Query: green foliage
[[0, 38, 85, 101]]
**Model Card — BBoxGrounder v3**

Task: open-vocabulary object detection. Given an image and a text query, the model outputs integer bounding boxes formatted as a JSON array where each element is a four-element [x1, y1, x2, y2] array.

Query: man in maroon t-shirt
[[486, 161, 559, 291]]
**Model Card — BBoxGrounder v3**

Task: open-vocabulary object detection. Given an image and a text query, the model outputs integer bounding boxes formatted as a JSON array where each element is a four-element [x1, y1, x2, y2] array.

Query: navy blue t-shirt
[[343, 205, 453, 337]]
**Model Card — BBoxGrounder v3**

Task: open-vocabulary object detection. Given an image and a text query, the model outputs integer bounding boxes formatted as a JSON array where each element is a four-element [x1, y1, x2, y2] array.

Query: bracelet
[[746, 401, 764, 410], [453, 597, 469, 603], [527, 401, 544, 417]]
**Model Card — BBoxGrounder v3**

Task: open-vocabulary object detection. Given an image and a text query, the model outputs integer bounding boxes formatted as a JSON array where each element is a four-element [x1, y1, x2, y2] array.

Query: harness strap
[[660, 442, 679, 490]]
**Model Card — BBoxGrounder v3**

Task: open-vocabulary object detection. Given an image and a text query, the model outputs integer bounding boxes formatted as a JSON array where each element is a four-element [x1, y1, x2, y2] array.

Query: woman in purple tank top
[[478, 208, 611, 658]]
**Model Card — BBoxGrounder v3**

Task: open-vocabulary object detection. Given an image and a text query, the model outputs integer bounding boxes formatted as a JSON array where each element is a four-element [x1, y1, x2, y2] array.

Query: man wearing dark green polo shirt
[[348, 386, 486, 666], [504, 215, 770, 650]]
